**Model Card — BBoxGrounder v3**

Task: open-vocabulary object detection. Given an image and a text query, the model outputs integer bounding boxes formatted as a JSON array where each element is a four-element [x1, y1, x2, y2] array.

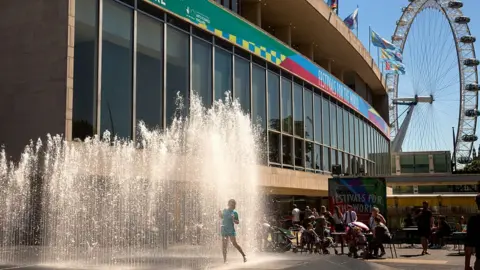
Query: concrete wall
[[0, 0, 73, 160]]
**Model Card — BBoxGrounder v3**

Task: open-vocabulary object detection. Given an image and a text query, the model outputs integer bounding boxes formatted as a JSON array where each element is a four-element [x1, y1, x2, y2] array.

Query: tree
[[463, 159, 480, 173]]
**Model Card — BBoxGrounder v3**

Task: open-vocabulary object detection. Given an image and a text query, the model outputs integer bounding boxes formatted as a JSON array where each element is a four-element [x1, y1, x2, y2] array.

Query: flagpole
[[377, 47, 380, 68], [369, 26, 371, 54], [337, 0, 339, 15], [356, 5, 359, 37]]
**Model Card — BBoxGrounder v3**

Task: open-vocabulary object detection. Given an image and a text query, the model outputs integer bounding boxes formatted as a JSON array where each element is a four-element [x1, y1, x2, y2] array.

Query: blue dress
[[221, 209, 239, 237]]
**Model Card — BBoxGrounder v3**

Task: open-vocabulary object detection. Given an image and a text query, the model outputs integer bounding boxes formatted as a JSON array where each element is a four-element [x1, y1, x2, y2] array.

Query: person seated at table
[[430, 215, 451, 249], [456, 216, 467, 232], [300, 223, 316, 253], [370, 217, 391, 257], [315, 217, 333, 254], [348, 227, 368, 258]]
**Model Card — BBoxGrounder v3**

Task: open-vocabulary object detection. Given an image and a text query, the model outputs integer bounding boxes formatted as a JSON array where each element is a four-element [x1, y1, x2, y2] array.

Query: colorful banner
[[146, 0, 389, 136], [343, 7, 359, 30], [371, 29, 398, 51], [328, 177, 387, 224]]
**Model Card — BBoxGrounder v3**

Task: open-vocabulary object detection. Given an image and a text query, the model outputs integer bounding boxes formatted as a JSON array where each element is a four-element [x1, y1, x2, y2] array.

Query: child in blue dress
[[218, 199, 247, 263]]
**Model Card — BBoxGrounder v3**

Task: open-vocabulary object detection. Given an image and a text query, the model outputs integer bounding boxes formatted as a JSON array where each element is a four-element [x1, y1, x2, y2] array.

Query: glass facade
[[73, 0, 390, 175]]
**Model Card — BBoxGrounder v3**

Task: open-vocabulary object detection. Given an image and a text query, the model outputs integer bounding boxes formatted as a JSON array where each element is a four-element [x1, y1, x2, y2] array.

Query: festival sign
[[328, 177, 387, 224], [145, 0, 389, 136]]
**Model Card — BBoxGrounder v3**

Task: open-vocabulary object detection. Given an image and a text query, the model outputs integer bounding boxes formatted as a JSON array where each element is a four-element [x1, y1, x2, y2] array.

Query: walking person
[[416, 201, 433, 255], [218, 199, 246, 264], [464, 194, 480, 270]]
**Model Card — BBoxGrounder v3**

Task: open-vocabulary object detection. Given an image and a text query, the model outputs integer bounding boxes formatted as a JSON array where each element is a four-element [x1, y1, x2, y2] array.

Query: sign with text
[[144, 0, 389, 136], [328, 177, 387, 224]]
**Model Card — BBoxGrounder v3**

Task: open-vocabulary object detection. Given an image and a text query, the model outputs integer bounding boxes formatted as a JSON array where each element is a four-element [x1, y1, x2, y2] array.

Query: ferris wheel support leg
[[391, 104, 415, 153]]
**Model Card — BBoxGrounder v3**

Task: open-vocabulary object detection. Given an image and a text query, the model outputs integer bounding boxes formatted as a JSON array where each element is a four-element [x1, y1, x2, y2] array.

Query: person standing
[[305, 206, 313, 219], [416, 201, 433, 255], [343, 205, 357, 225], [369, 207, 386, 231], [292, 204, 300, 225], [332, 206, 345, 232], [218, 199, 246, 263], [464, 194, 480, 270]]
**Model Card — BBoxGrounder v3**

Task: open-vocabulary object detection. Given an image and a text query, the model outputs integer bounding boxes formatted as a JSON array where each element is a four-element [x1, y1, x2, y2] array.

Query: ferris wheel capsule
[[455, 16, 470, 24], [460, 36, 476, 43], [462, 135, 478, 142], [457, 156, 472, 164], [464, 109, 480, 117], [448, 1, 464, 9], [464, 58, 480, 66], [465, 83, 480, 91]]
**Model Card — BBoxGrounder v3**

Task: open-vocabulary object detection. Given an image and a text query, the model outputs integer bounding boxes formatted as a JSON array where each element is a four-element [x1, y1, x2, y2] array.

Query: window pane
[[322, 97, 330, 146], [332, 149, 337, 166], [337, 106, 343, 150], [293, 84, 303, 137], [282, 78, 293, 134], [355, 118, 360, 156], [363, 122, 368, 159], [314, 94, 322, 143], [415, 154, 429, 173], [330, 102, 337, 148], [282, 135, 293, 165], [314, 144, 321, 171], [323, 146, 330, 172], [73, 0, 97, 140], [268, 72, 280, 130], [400, 155, 415, 174], [343, 109, 349, 153], [101, 0, 133, 138], [359, 121, 364, 158], [305, 141, 314, 169], [215, 48, 232, 101], [268, 132, 280, 163], [304, 90, 313, 140], [136, 13, 163, 130], [338, 151, 343, 173], [349, 113, 354, 155], [294, 139, 304, 167], [234, 56, 250, 113], [192, 38, 212, 107], [252, 65, 266, 130], [166, 26, 189, 126]]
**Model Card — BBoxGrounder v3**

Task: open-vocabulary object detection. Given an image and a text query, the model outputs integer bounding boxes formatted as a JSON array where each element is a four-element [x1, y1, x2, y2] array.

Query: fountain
[[0, 93, 262, 269]]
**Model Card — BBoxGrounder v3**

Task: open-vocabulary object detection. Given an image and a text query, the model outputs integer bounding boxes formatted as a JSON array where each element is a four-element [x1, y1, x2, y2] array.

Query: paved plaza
[[0, 244, 469, 270]]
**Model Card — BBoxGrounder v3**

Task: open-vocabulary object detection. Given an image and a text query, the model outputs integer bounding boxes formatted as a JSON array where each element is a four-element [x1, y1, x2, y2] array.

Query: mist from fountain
[[0, 93, 262, 269]]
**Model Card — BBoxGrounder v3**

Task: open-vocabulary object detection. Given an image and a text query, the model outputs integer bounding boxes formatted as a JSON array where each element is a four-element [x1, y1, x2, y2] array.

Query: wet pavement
[[0, 245, 469, 269]]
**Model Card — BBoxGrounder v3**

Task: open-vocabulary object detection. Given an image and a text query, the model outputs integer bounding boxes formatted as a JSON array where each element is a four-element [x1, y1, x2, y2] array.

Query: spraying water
[[0, 93, 262, 269]]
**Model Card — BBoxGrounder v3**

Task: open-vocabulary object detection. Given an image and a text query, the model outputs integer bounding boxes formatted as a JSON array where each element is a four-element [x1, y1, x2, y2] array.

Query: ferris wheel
[[387, 0, 479, 166]]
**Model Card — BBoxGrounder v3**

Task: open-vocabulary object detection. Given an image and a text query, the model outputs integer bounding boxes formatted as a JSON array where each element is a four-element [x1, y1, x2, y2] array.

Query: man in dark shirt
[[416, 201, 433, 255], [465, 194, 480, 270]]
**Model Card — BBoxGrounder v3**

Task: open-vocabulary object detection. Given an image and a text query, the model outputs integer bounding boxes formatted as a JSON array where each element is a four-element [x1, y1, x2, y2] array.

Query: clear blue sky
[[337, 0, 480, 154]]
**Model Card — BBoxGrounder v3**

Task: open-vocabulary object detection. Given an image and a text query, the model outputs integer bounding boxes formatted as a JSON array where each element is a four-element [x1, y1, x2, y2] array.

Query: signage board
[[328, 177, 387, 225], [145, 0, 389, 136]]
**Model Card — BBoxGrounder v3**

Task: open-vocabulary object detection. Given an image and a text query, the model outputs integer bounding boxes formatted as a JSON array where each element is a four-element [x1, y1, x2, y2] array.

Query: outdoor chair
[[385, 232, 398, 258]]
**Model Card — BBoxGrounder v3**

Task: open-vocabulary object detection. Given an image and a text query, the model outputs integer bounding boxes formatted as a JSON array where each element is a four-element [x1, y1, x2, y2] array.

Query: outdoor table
[[402, 227, 418, 247], [331, 232, 346, 255]]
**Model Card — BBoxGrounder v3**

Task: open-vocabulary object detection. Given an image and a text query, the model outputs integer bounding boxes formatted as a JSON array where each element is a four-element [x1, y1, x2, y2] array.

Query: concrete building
[[0, 0, 390, 204]]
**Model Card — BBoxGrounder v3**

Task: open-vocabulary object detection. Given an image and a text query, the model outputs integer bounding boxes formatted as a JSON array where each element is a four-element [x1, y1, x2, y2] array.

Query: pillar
[[275, 25, 292, 46], [255, 1, 262, 27], [242, 1, 262, 27]]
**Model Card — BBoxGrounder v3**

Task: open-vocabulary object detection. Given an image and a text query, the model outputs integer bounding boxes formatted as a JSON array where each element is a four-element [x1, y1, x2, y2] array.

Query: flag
[[381, 48, 403, 62], [385, 61, 406, 75], [344, 8, 359, 30], [371, 30, 398, 51], [327, 0, 338, 12]]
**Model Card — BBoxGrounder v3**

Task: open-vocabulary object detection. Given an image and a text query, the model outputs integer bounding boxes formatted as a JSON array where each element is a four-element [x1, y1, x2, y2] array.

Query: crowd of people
[[218, 194, 480, 269], [291, 204, 391, 258]]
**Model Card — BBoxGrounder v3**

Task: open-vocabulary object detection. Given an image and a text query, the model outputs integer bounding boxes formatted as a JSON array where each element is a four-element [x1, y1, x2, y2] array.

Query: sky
[[336, 0, 480, 154]]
